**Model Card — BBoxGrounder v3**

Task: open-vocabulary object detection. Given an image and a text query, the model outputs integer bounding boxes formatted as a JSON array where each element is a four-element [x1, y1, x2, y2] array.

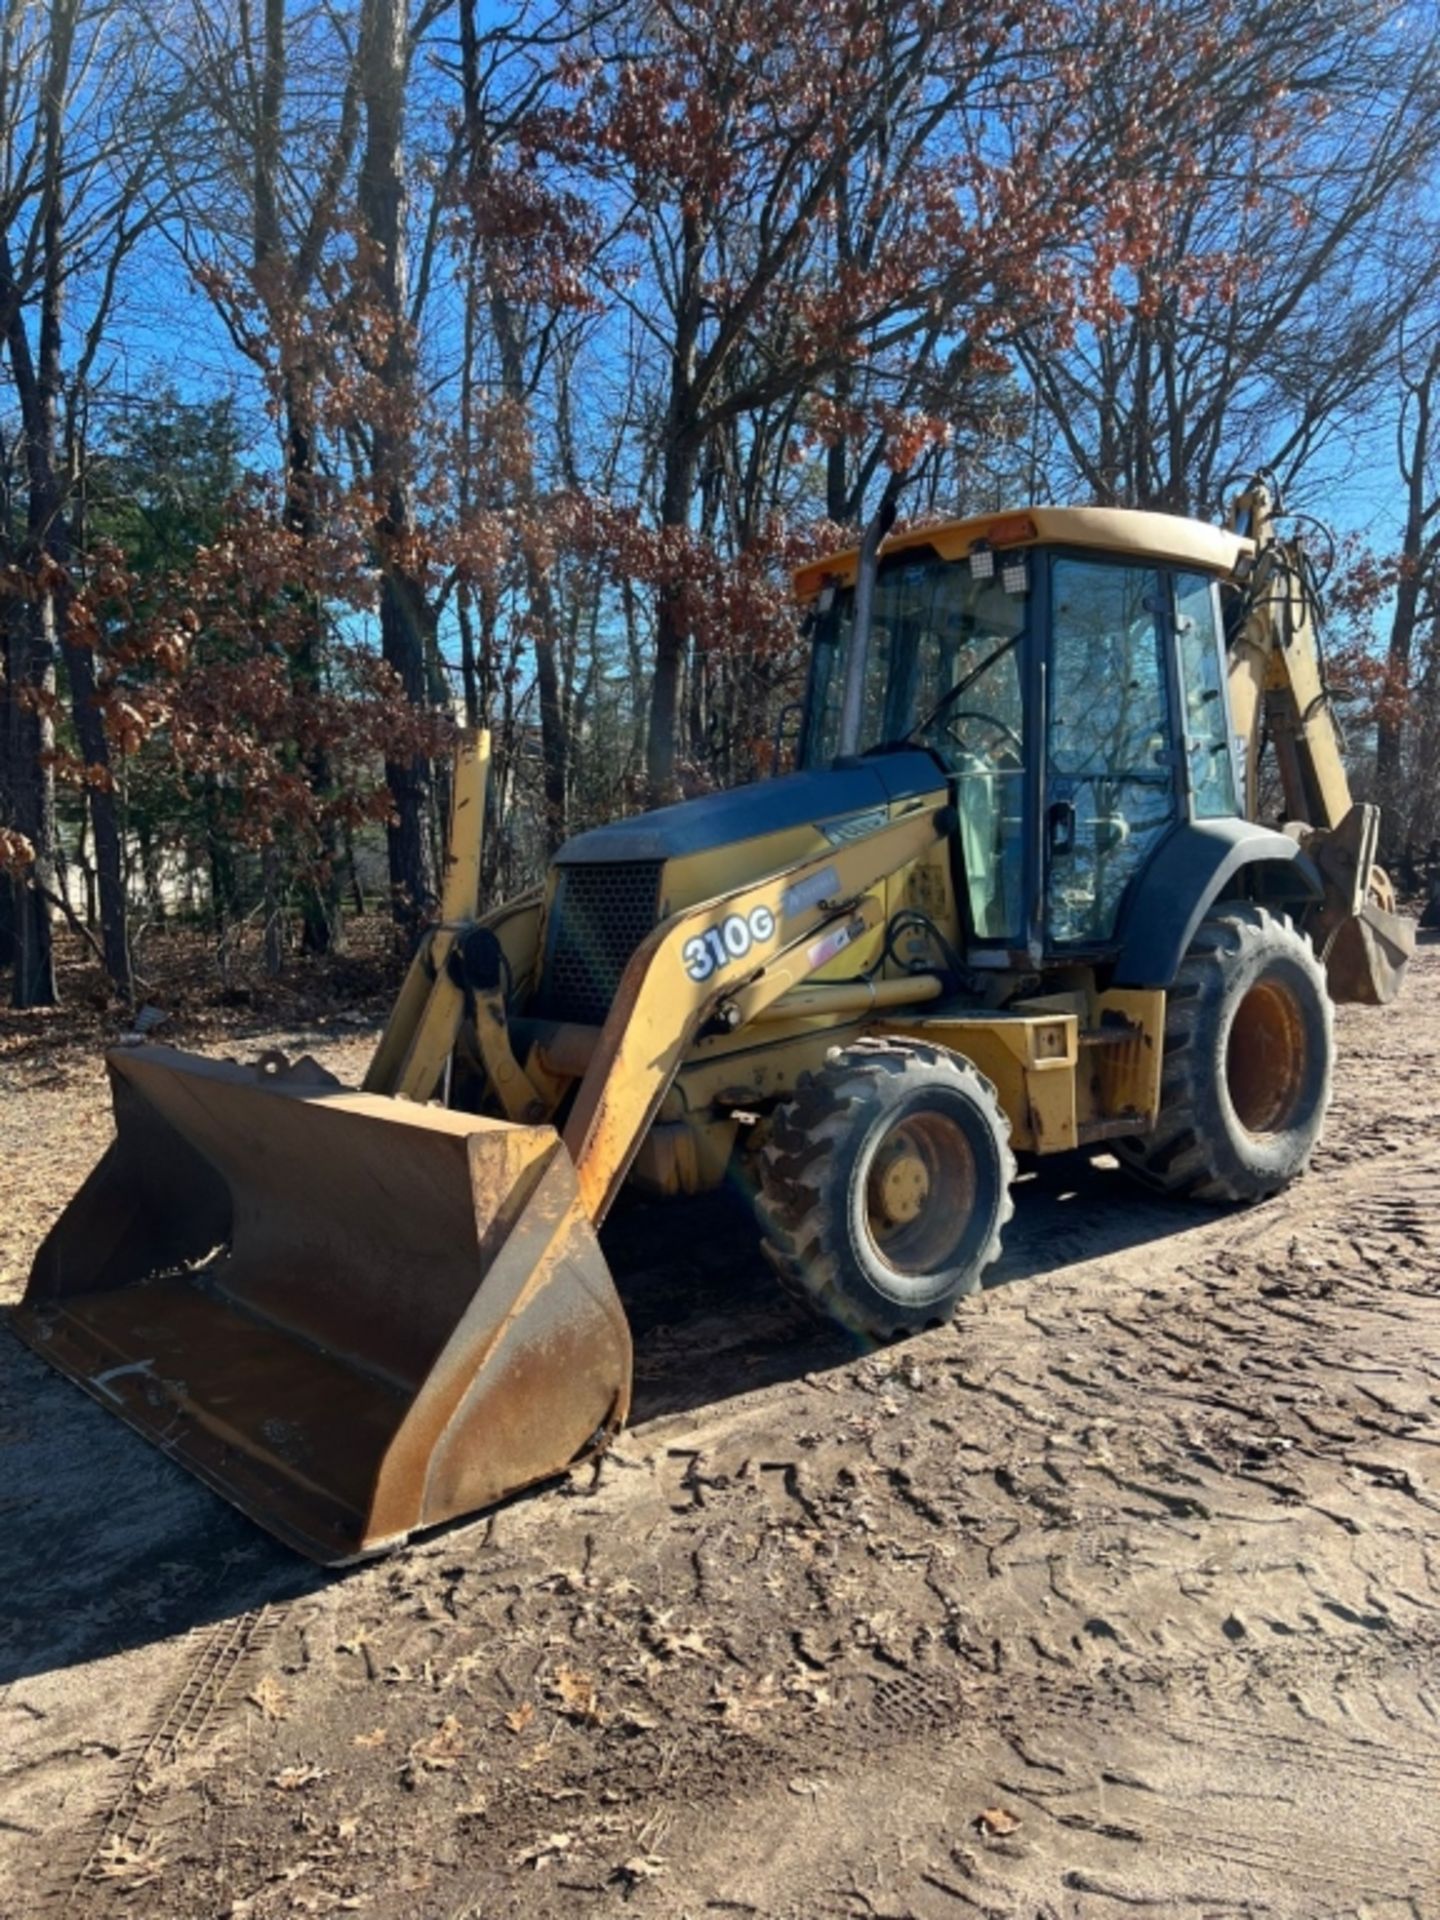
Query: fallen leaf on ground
[[643, 1610, 716, 1660], [614, 1706, 659, 1734], [504, 1701, 535, 1735], [352, 1727, 388, 1750], [408, 1714, 466, 1771], [783, 1667, 832, 1707], [247, 1673, 289, 1722], [94, 1834, 167, 1886], [975, 1806, 1022, 1836], [712, 1671, 782, 1727], [270, 1764, 330, 1792], [550, 1667, 603, 1724], [611, 1854, 666, 1887], [516, 1831, 573, 1868]]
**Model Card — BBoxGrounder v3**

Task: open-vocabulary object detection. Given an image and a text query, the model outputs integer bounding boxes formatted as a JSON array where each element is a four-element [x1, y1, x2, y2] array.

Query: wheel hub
[[862, 1112, 978, 1275], [1227, 975, 1307, 1135], [874, 1146, 930, 1226]]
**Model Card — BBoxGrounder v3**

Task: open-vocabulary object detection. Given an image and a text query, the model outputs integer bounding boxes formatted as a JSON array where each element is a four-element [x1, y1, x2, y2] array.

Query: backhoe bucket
[[10, 1046, 632, 1564], [1325, 898, 1416, 1006]]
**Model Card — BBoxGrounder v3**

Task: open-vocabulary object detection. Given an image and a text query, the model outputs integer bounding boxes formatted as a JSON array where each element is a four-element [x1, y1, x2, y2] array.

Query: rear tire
[[1116, 904, 1332, 1202], [755, 1038, 1015, 1341]]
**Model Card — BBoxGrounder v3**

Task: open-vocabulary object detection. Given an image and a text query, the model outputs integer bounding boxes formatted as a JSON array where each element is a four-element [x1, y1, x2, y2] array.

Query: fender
[[1111, 818, 1322, 989]]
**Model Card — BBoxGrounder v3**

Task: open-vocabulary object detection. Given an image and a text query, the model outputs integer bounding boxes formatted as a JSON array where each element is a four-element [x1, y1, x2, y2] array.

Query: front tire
[[755, 1038, 1015, 1341], [1116, 903, 1333, 1202]]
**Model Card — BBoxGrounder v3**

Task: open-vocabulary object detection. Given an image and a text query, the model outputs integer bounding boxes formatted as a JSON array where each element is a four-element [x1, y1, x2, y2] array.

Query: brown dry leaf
[[667, 1627, 715, 1658], [94, 1833, 168, 1887], [352, 1727, 388, 1750], [457, 1795, 490, 1822], [783, 1667, 832, 1708], [446, 1651, 488, 1690], [504, 1701, 535, 1735], [247, 1673, 289, 1722], [516, 1830, 573, 1869], [644, 1611, 717, 1661], [270, 1764, 330, 1792], [975, 1805, 1022, 1837], [550, 1667, 603, 1725], [712, 1671, 782, 1728], [615, 1706, 659, 1734], [409, 1714, 466, 1772], [611, 1854, 666, 1887]]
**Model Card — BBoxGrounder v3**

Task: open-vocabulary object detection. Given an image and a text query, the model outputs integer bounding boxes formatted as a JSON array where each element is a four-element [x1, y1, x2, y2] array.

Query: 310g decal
[[682, 905, 776, 983]]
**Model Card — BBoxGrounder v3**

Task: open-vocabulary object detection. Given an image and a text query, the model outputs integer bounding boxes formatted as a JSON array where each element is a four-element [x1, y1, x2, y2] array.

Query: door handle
[[1047, 799, 1076, 856]]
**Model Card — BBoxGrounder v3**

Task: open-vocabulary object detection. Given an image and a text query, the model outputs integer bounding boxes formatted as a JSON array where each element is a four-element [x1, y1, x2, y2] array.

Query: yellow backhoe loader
[[12, 477, 1414, 1564]]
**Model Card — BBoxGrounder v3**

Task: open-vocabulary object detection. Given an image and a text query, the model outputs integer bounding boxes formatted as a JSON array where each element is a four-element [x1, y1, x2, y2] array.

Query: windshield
[[804, 552, 1027, 770], [803, 550, 1030, 941]]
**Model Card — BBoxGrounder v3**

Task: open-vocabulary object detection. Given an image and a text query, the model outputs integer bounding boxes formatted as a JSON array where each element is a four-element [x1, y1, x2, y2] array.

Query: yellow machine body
[[11, 496, 1411, 1563]]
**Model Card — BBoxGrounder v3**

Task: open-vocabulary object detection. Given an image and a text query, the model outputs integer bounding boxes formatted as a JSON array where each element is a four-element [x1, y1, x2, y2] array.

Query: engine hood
[[554, 752, 945, 867]]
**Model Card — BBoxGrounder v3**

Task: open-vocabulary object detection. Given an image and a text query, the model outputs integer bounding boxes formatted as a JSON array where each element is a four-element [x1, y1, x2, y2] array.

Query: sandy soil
[[2, 950, 1438, 1918]]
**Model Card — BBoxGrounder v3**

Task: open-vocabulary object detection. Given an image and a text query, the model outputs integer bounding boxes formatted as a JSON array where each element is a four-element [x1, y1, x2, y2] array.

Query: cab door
[[1045, 556, 1178, 949]]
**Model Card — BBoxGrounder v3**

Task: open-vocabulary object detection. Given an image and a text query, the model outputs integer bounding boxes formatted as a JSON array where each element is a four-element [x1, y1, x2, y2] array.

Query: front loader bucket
[[1326, 897, 1416, 1006], [10, 1046, 632, 1564]]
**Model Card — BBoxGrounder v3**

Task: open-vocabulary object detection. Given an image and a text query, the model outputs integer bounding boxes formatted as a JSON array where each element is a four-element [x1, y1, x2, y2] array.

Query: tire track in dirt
[[2, 955, 1438, 1918], [35, 1606, 281, 1910]]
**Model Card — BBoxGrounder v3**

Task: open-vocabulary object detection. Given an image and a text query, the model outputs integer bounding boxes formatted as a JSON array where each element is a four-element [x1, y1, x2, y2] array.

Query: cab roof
[[792, 505, 1253, 601]]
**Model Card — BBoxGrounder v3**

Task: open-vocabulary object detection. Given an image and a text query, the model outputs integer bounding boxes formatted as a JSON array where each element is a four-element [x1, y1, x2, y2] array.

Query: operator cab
[[795, 509, 1247, 967]]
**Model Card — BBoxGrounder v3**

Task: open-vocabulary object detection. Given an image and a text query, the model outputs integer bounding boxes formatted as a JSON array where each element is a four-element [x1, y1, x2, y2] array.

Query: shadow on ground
[[0, 1147, 1211, 1686], [609, 1147, 1212, 1426], [0, 1333, 329, 1686]]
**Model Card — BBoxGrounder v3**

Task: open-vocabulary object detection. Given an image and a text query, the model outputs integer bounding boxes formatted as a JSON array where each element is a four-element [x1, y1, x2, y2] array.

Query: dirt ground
[[2, 948, 1439, 1919]]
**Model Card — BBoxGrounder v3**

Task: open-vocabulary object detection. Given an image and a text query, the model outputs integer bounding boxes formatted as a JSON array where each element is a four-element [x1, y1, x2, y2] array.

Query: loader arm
[[562, 801, 951, 1222], [1227, 480, 1414, 1003]]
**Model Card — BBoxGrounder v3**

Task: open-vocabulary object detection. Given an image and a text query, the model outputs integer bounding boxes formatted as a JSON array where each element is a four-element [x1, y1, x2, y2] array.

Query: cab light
[[984, 513, 1039, 546]]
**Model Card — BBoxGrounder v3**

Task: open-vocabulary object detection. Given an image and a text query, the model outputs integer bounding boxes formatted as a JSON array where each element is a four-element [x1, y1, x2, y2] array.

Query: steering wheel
[[942, 708, 1023, 759]]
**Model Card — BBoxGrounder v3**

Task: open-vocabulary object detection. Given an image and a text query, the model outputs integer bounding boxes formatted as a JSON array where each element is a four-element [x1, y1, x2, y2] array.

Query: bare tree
[[1, 0, 170, 1004], [1373, 314, 1440, 850], [1019, 0, 1440, 514]]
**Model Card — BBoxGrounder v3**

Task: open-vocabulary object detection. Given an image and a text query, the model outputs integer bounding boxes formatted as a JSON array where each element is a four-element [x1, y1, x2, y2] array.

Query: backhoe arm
[[1228, 480, 1413, 1003], [1228, 482, 1354, 830]]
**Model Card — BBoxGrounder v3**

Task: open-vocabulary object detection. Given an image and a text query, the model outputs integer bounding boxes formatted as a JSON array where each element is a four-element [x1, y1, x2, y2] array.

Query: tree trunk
[[379, 571, 437, 937], [59, 484, 132, 996], [490, 297, 568, 850], [460, 0, 568, 854], [359, 0, 435, 941], [286, 381, 343, 954], [0, 874, 15, 977], [1, 306, 58, 1007], [253, 0, 341, 955], [647, 428, 701, 799], [1375, 566, 1423, 829], [646, 204, 706, 803], [4, 636, 56, 1006], [1375, 354, 1435, 827], [0, 606, 18, 980], [262, 842, 285, 976]]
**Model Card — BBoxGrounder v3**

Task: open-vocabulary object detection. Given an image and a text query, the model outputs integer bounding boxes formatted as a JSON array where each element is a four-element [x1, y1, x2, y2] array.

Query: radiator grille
[[535, 861, 664, 1025]]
